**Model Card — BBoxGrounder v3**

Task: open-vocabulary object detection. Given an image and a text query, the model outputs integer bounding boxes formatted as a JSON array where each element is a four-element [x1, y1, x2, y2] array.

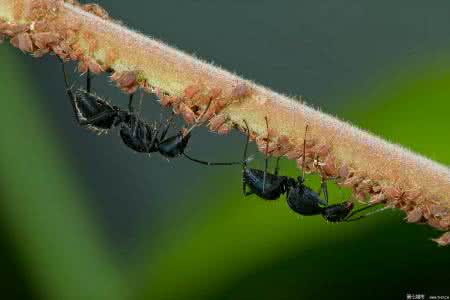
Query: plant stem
[[1, 0, 449, 244]]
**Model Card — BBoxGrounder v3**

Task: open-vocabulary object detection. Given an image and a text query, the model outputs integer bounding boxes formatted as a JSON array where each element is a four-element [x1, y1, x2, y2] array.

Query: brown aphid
[[342, 174, 364, 189], [427, 217, 443, 230], [197, 105, 215, 123], [1, 23, 29, 36], [258, 141, 279, 155], [405, 207, 424, 223], [315, 144, 331, 158], [103, 49, 116, 67], [371, 185, 382, 193], [232, 82, 252, 99], [208, 114, 228, 132], [285, 148, 303, 160], [78, 56, 103, 74], [296, 156, 314, 173], [88, 38, 97, 55], [273, 136, 294, 156], [369, 193, 386, 205], [111, 71, 139, 93], [338, 165, 350, 180], [31, 20, 49, 32], [82, 3, 110, 19], [421, 201, 436, 219], [208, 87, 223, 101], [383, 186, 403, 201], [159, 94, 177, 107], [32, 32, 59, 50], [439, 217, 450, 230], [403, 189, 421, 202], [277, 135, 290, 147], [433, 232, 450, 246], [213, 99, 227, 112], [216, 124, 230, 135], [321, 155, 337, 177], [184, 84, 202, 100], [176, 103, 196, 124], [10, 32, 34, 52], [429, 204, 449, 218], [33, 48, 50, 57], [52, 40, 75, 60]]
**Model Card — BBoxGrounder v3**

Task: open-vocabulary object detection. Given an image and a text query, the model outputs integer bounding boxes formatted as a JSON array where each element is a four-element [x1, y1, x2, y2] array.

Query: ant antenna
[[185, 98, 214, 135], [182, 117, 254, 167], [59, 58, 70, 90], [86, 70, 91, 93], [242, 120, 251, 167], [345, 204, 391, 222], [182, 153, 244, 166], [301, 124, 309, 181]]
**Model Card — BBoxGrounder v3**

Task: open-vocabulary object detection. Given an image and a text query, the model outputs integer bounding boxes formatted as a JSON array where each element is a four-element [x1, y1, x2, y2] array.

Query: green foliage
[[0, 47, 128, 300]]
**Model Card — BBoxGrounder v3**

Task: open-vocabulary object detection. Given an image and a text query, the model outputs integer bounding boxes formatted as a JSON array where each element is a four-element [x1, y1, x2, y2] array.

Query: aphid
[[60, 60, 128, 135]]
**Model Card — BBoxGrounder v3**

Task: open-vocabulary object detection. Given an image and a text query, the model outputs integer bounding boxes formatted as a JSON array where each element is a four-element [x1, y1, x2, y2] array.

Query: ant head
[[116, 109, 130, 124], [297, 176, 304, 184], [285, 177, 299, 189], [322, 201, 354, 223]]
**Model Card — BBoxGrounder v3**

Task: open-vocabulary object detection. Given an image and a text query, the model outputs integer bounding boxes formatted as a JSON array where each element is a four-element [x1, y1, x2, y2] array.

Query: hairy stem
[[1, 0, 449, 244]]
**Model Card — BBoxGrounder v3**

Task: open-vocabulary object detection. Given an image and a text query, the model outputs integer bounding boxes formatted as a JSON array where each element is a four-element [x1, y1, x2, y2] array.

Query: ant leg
[[59, 59, 82, 123], [242, 181, 254, 197], [345, 204, 390, 222], [86, 70, 91, 93], [79, 110, 118, 126], [182, 117, 254, 166], [159, 112, 176, 141], [316, 179, 329, 206], [263, 116, 270, 192], [182, 98, 214, 137], [242, 120, 254, 196], [300, 124, 309, 181], [128, 93, 134, 112], [274, 157, 281, 176]]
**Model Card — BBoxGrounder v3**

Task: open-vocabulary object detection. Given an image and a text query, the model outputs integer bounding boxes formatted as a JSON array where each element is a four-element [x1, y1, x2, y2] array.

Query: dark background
[[0, 1, 449, 299]]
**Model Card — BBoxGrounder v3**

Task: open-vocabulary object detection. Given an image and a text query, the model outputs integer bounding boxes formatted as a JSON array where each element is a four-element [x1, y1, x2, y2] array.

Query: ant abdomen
[[243, 168, 287, 200], [286, 186, 324, 216], [72, 89, 125, 133], [119, 115, 158, 153]]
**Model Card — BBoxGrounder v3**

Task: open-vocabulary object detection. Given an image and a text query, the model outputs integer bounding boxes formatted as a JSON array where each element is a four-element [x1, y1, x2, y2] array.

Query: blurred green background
[[1, 1, 449, 299]]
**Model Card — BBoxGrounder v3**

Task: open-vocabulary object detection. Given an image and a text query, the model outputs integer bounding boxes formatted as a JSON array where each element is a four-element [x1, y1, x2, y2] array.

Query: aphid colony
[[60, 60, 386, 224]]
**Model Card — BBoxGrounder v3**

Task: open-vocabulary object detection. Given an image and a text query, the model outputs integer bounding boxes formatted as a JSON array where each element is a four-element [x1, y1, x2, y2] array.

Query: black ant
[[60, 60, 242, 166], [238, 118, 387, 223], [60, 61, 129, 135]]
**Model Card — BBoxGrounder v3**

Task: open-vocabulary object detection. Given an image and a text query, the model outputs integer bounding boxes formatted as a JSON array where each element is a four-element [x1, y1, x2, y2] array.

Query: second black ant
[[221, 117, 388, 223]]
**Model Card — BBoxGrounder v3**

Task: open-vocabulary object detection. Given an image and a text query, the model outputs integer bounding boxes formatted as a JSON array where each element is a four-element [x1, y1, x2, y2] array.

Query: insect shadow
[[60, 60, 242, 165]]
